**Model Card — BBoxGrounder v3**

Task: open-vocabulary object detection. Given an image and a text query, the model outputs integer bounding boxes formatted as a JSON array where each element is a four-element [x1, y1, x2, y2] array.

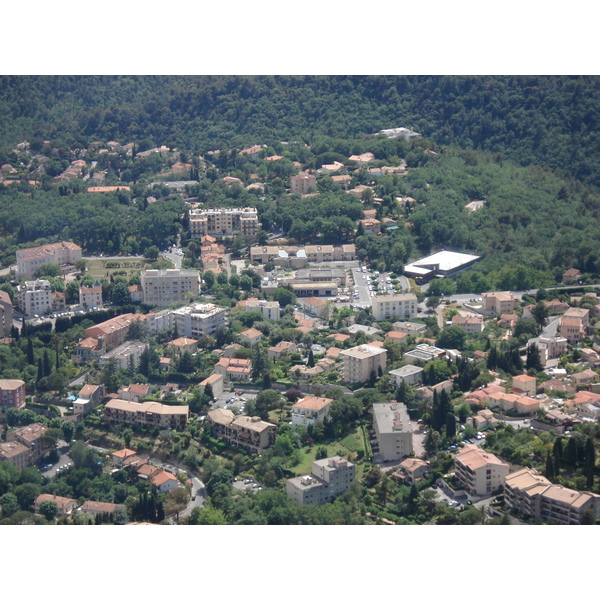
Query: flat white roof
[[405, 250, 480, 273]]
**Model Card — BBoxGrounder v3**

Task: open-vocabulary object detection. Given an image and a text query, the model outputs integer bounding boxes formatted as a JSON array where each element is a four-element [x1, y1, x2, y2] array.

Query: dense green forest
[[1, 76, 600, 187]]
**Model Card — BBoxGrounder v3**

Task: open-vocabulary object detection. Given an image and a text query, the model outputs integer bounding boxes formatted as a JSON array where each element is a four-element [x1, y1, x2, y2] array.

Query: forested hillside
[[1, 76, 599, 187]]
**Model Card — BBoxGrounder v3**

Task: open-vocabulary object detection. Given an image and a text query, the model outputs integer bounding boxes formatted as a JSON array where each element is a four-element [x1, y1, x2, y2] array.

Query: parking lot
[[212, 390, 256, 415]]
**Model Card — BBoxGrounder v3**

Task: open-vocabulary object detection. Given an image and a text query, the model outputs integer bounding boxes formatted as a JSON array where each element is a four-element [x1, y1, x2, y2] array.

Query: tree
[[585, 437, 595, 489], [38, 500, 58, 521], [531, 301, 549, 333], [526, 343, 543, 372], [0, 492, 19, 516], [203, 270, 215, 289], [545, 451, 555, 480], [436, 325, 467, 350], [445, 412, 457, 438], [111, 281, 131, 306], [61, 420, 75, 444]]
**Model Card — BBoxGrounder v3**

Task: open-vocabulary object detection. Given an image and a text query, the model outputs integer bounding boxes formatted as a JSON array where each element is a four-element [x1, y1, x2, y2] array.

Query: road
[[180, 477, 206, 518]]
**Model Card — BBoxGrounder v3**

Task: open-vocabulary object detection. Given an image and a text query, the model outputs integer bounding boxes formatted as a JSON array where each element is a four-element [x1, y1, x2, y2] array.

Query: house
[[393, 321, 427, 336], [35, 494, 77, 517], [389, 365, 423, 387], [199, 373, 224, 399], [167, 336, 198, 356], [469, 408, 498, 431], [214, 357, 253, 382], [454, 445, 509, 496], [99, 341, 147, 371], [118, 383, 151, 403], [560, 318, 586, 344], [404, 344, 446, 364], [504, 467, 600, 524], [237, 298, 281, 321], [128, 284, 143, 303], [359, 218, 381, 234], [291, 395, 333, 428], [237, 328, 263, 348], [73, 383, 106, 416], [392, 458, 430, 485], [572, 369, 600, 385], [79, 501, 126, 518], [151, 470, 180, 494], [79, 282, 103, 310], [481, 291, 517, 316], [111, 448, 137, 467], [268, 341, 297, 361], [372, 402, 413, 462], [286, 457, 355, 506], [298, 296, 329, 319], [206, 409, 277, 453], [511, 374, 537, 396], [562, 268, 581, 284], [348, 152, 375, 166], [451, 314, 484, 334]]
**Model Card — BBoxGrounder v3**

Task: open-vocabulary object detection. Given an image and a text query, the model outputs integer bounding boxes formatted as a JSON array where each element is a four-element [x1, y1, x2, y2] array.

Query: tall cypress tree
[[545, 451, 555, 480], [27, 338, 35, 364], [585, 437, 595, 489], [43, 350, 52, 377]]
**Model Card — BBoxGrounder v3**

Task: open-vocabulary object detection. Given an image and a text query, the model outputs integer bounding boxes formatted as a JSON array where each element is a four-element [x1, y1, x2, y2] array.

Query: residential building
[[140, 269, 201, 307], [118, 383, 151, 403], [213, 357, 252, 382], [560, 317, 586, 344], [372, 402, 413, 462], [348, 152, 375, 166], [403, 343, 446, 364], [111, 448, 137, 467], [481, 291, 518, 316], [359, 218, 381, 234], [0, 440, 30, 469], [511, 374, 537, 396], [206, 409, 276, 453], [268, 341, 297, 361], [289, 281, 338, 298], [291, 395, 334, 428], [485, 391, 540, 415], [562, 268, 581, 284], [572, 369, 600, 385], [171, 303, 229, 338], [237, 298, 281, 321], [85, 313, 141, 350], [393, 321, 427, 335], [340, 344, 387, 384], [372, 293, 418, 321], [79, 501, 126, 519], [152, 470, 180, 494], [128, 284, 143, 303], [527, 336, 567, 366], [79, 282, 103, 310], [72, 383, 105, 417], [237, 328, 263, 347], [290, 173, 317, 194], [389, 365, 423, 387], [384, 330, 410, 344], [35, 494, 77, 517], [72, 337, 105, 365], [454, 445, 510, 496], [6, 423, 52, 465], [51, 291, 66, 312], [17, 279, 52, 317], [16, 241, 82, 280], [167, 336, 198, 356], [298, 296, 329, 319], [286, 457, 355, 506], [392, 458, 430, 485], [0, 290, 12, 336], [99, 341, 147, 371], [188, 207, 261, 239], [199, 373, 224, 399], [504, 467, 600, 525], [451, 314, 484, 334], [0, 379, 26, 412], [103, 399, 189, 430]]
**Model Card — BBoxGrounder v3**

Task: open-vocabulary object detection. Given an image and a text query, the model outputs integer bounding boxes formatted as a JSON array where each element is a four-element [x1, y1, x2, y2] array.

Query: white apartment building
[[291, 395, 334, 428], [16, 241, 82, 280], [286, 457, 355, 506], [140, 269, 201, 307], [454, 445, 510, 496], [79, 282, 103, 310], [372, 293, 418, 321], [188, 207, 261, 239], [99, 341, 148, 371], [372, 402, 413, 462], [17, 279, 52, 317], [340, 344, 387, 384], [389, 365, 424, 387], [240, 298, 281, 322], [171, 303, 229, 338]]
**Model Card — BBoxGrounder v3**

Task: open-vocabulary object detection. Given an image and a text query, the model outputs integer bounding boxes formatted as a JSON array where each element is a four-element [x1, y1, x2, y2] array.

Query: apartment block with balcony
[[206, 408, 277, 453], [17, 279, 52, 317], [454, 445, 509, 496], [0, 379, 26, 412], [171, 302, 229, 338], [372, 293, 418, 321], [340, 344, 387, 384], [189, 207, 261, 239], [140, 269, 201, 307], [6, 423, 52, 465], [238, 298, 281, 322], [372, 402, 413, 462], [103, 399, 189, 430], [286, 457, 355, 506]]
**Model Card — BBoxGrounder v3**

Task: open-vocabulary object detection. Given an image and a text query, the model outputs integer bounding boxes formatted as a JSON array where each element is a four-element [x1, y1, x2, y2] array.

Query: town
[[1, 128, 599, 526]]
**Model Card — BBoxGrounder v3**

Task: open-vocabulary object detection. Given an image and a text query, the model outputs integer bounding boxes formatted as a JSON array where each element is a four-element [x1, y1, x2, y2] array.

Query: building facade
[[16, 241, 82, 280], [171, 303, 229, 338], [206, 409, 277, 453], [372, 402, 413, 462], [140, 269, 201, 307], [0, 379, 26, 412], [0, 290, 12, 336], [189, 207, 261, 239], [17, 279, 52, 317], [103, 399, 189, 430], [340, 344, 387, 384], [372, 294, 418, 321], [454, 445, 510, 496], [291, 395, 334, 428]]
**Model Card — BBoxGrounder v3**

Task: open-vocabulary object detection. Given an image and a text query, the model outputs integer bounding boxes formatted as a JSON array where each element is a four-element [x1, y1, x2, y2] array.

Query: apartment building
[[17, 279, 52, 317], [393, 321, 427, 335], [0, 379, 26, 411], [372, 402, 413, 462], [404, 343, 446, 364], [206, 408, 277, 453], [99, 341, 148, 371], [16, 241, 82, 280], [290, 173, 317, 195], [6, 423, 52, 465], [527, 336, 568, 366], [79, 282, 103, 310], [0, 290, 12, 336], [171, 302, 228, 338], [72, 384, 106, 417], [560, 317, 586, 344], [451, 314, 484, 334], [0, 441, 30, 469], [291, 395, 334, 428], [85, 313, 141, 350], [103, 399, 189, 430], [286, 457, 355, 506], [504, 467, 600, 525], [454, 445, 510, 496], [213, 357, 252, 382], [199, 373, 224, 399], [389, 365, 423, 387], [250, 244, 356, 267], [238, 298, 281, 322], [481, 291, 518, 316], [371, 293, 418, 321], [188, 207, 261, 239], [340, 344, 387, 384], [140, 269, 201, 307]]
